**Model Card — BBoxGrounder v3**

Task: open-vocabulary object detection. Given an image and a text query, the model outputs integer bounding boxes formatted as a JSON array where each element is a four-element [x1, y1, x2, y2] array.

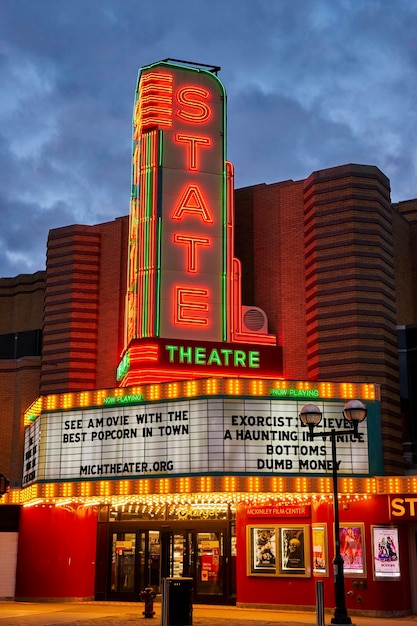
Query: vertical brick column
[[95, 216, 129, 389], [303, 164, 402, 473]]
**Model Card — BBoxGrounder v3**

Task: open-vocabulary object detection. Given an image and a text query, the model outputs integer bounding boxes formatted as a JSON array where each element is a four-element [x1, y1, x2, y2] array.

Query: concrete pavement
[[0, 602, 417, 626]]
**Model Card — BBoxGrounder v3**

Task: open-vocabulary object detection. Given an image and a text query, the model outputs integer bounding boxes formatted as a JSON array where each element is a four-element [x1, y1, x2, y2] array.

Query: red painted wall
[[236, 496, 412, 614], [15, 504, 98, 600]]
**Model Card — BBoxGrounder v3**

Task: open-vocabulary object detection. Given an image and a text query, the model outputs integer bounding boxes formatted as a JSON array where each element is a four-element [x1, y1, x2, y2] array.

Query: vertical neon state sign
[[156, 63, 226, 342], [124, 63, 226, 346]]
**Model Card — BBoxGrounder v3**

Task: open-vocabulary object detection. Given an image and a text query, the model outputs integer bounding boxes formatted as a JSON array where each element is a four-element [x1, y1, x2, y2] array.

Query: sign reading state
[[23, 398, 369, 485]]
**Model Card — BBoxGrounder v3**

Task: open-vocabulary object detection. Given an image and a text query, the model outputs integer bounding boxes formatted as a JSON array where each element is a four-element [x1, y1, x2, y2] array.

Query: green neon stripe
[[155, 216, 162, 336], [142, 133, 152, 336], [221, 169, 227, 341], [221, 85, 228, 342], [155, 132, 163, 337]]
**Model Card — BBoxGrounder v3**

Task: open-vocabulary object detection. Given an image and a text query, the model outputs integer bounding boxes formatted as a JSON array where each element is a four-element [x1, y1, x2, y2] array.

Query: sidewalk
[[0, 602, 417, 626]]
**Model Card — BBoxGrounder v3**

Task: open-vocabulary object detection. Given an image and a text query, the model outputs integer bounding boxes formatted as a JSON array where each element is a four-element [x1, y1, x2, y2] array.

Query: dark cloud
[[0, 0, 416, 277]]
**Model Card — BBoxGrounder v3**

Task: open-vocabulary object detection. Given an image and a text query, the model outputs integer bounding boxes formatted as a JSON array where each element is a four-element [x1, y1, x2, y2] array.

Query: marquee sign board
[[22, 396, 379, 486]]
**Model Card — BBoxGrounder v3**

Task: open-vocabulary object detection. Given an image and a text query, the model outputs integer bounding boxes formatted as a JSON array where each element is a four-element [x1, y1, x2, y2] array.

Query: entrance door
[[162, 530, 227, 604], [195, 531, 224, 602], [102, 524, 234, 604], [109, 531, 149, 600]]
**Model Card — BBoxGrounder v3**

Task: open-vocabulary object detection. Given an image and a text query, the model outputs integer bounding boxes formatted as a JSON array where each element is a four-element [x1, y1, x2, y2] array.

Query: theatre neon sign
[[119, 60, 282, 385]]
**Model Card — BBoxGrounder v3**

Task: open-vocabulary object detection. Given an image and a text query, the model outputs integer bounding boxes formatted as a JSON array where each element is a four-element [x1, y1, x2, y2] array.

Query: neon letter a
[[171, 184, 213, 223]]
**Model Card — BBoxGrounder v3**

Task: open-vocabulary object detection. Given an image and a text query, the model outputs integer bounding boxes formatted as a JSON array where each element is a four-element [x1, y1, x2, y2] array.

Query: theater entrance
[[96, 515, 236, 605]]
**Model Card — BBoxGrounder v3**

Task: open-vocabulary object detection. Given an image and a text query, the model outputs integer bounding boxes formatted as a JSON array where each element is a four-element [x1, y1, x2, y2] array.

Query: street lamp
[[299, 400, 367, 626]]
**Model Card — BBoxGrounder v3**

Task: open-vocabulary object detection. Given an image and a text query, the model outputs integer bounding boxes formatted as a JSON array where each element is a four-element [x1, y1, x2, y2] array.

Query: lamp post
[[299, 400, 367, 626]]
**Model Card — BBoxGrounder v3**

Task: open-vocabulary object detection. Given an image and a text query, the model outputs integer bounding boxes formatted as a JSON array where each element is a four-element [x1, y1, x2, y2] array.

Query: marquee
[[22, 380, 382, 486]]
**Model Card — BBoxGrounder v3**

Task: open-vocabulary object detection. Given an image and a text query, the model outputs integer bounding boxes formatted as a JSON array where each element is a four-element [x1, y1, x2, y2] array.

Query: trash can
[[161, 577, 193, 626]]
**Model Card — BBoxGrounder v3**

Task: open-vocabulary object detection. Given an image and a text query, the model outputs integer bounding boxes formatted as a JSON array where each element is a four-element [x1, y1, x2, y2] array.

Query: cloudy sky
[[1, 0, 417, 278]]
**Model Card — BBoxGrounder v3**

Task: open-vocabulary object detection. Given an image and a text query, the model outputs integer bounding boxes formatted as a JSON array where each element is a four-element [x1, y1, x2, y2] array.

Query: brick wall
[[390, 199, 417, 320], [0, 273, 44, 486], [302, 164, 402, 473], [392, 212, 416, 324], [0, 272, 45, 333], [234, 165, 407, 473], [234, 185, 256, 306], [393, 198, 417, 222], [41, 225, 102, 393], [95, 216, 129, 388], [235, 178, 311, 380], [0, 359, 41, 485], [41, 217, 129, 394]]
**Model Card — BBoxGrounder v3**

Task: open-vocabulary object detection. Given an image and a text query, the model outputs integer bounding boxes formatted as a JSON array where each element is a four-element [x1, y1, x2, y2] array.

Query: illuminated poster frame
[[312, 524, 328, 576], [339, 523, 366, 577], [371, 526, 400, 579], [247, 525, 310, 577], [249, 527, 277, 574], [280, 526, 307, 573]]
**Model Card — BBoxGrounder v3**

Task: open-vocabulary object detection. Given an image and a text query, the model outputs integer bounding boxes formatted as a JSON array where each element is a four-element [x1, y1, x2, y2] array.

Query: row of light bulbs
[[22, 491, 371, 508]]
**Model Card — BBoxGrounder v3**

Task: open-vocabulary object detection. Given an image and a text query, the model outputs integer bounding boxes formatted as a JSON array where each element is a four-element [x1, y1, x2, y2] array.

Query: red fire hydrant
[[140, 585, 156, 618]]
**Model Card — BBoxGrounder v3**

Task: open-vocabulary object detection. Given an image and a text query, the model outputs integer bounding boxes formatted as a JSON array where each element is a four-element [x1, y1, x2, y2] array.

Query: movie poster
[[251, 527, 277, 572], [340, 524, 365, 575], [312, 525, 327, 575], [372, 527, 400, 579], [281, 527, 305, 573]]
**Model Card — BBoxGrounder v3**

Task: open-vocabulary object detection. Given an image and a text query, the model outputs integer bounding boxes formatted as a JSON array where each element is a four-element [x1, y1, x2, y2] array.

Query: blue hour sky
[[1, 0, 417, 277]]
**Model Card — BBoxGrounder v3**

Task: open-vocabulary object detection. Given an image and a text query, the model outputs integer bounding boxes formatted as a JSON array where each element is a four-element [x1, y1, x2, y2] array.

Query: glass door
[[104, 525, 233, 604], [171, 533, 187, 577], [149, 530, 162, 591], [161, 531, 191, 579], [163, 530, 227, 604], [195, 531, 225, 602], [110, 532, 138, 598], [109, 531, 148, 600]]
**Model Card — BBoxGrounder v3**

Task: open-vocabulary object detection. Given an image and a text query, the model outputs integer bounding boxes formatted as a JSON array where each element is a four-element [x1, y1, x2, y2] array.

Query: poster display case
[[339, 523, 366, 577], [248, 525, 310, 577], [371, 526, 400, 579], [312, 524, 328, 576]]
